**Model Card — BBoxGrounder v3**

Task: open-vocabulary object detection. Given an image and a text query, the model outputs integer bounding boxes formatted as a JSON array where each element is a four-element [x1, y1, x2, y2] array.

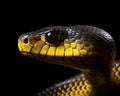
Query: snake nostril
[[23, 38, 28, 44]]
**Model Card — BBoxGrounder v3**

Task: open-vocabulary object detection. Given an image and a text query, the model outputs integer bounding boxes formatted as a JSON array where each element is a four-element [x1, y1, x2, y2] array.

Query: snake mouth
[[19, 50, 91, 72], [18, 38, 95, 72]]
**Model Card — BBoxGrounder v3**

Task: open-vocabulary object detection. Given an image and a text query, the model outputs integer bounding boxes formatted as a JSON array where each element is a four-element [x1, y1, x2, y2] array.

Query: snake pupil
[[23, 38, 28, 44], [46, 31, 58, 44]]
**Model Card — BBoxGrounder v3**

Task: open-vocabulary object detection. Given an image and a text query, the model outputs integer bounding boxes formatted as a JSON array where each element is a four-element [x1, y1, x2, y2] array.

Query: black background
[[3, 3, 120, 96]]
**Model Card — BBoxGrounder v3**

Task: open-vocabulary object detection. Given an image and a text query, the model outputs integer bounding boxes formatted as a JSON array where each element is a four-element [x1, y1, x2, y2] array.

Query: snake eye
[[23, 38, 28, 44], [46, 31, 58, 44]]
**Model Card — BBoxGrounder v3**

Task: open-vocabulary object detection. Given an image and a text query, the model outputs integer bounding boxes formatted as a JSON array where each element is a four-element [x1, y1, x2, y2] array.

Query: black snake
[[18, 25, 120, 96]]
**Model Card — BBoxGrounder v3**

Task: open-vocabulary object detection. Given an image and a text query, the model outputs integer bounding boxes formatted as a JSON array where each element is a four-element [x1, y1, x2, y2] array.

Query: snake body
[[18, 25, 120, 96]]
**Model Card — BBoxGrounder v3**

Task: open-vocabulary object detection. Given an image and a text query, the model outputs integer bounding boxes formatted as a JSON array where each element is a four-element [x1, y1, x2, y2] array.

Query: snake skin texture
[[18, 25, 120, 96]]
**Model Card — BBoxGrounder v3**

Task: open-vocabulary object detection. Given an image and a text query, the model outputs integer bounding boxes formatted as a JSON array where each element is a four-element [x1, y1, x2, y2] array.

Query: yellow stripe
[[71, 43, 76, 48], [76, 44, 84, 50], [22, 45, 32, 53], [31, 41, 45, 54], [40, 45, 49, 55], [73, 49, 80, 56], [65, 47, 73, 56], [41, 34, 46, 42], [47, 47, 56, 56], [18, 41, 22, 51], [55, 46, 65, 56], [64, 44, 70, 49], [80, 49, 87, 56]]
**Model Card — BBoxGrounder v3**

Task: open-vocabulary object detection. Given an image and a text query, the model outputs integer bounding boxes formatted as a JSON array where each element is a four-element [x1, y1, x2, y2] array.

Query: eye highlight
[[46, 31, 58, 44]]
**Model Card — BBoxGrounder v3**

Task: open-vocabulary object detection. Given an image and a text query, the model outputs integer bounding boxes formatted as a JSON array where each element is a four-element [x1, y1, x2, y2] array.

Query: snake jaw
[[18, 26, 116, 72], [17, 26, 100, 70]]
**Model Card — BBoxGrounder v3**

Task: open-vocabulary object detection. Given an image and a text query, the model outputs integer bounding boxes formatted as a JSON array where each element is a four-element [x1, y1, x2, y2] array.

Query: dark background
[[4, 4, 120, 96]]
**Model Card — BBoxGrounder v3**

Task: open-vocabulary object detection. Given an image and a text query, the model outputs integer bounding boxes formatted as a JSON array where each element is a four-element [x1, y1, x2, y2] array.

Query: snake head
[[18, 25, 116, 73]]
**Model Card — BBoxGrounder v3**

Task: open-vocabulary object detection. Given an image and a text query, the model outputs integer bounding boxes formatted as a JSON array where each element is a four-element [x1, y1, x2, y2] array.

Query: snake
[[18, 25, 120, 96]]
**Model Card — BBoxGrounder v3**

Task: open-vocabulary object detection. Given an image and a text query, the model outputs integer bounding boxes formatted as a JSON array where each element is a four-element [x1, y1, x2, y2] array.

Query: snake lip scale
[[18, 25, 120, 96]]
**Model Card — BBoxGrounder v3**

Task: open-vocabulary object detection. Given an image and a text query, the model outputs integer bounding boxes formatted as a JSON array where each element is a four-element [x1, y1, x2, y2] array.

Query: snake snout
[[18, 32, 31, 41], [18, 32, 36, 53]]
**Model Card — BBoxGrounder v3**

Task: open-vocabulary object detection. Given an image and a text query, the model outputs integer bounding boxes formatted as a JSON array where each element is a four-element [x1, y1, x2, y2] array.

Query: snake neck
[[84, 63, 114, 96]]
